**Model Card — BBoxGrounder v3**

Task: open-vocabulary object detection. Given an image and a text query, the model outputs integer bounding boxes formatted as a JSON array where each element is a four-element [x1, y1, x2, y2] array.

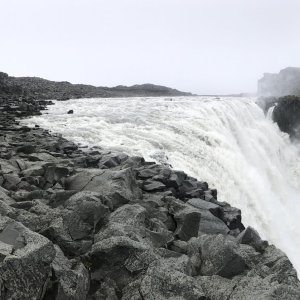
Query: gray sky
[[1, 0, 300, 94]]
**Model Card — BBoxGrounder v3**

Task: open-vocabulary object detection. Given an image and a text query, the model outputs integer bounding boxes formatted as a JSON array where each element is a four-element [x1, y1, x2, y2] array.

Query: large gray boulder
[[167, 197, 201, 241], [0, 217, 55, 299], [187, 198, 229, 235], [199, 234, 247, 278], [139, 259, 207, 300], [65, 168, 142, 208], [44, 245, 89, 300]]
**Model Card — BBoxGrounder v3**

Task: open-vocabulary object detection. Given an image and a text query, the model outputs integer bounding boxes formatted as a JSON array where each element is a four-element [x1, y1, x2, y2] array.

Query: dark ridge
[[0, 71, 193, 101]]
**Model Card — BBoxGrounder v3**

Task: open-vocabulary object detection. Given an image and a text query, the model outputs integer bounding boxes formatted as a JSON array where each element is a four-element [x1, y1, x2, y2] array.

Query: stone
[[65, 168, 142, 208], [143, 180, 166, 192], [139, 260, 207, 300], [16, 144, 36, 154], [88, 236, 149, 289], [199, 234, 247, 278], [168, 198, 201, 241], [219, 205, 245, 231], [43, 244, 89, 300], [187, 198, 229, 235], [0, 217, 55, 299], [237, 226, 268, 253]]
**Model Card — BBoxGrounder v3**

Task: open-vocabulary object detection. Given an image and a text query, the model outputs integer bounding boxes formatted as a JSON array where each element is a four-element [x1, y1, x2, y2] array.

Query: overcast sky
[[1, 0, 300, 94]]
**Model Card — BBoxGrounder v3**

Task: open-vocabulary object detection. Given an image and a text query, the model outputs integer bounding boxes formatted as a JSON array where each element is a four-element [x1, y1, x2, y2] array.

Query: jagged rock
[[88, 236, 149, 289], [272, 95, 300, 139], [167, 197, 201, 241], [41, 216, 92, 256], [219, 205, 245, 231], [237, 226, 268, 253], [22, 164, 45, 177], [143, 180, 166, 192], [28, 152, 57, 162], [169, 240, 188, 254], [44, 165, 69, 185], [0, 187, 15, 205], [16, 144, 36, 154], [63, 191, 110, 240], [65, 168, 142, 208], [0, 217, 55, 299], [43, 245, 89, 300], [2, 173, 21, 190], [139, 259, 207, 300], [199, 234, 247, 278], [188, 198, 229, 235]]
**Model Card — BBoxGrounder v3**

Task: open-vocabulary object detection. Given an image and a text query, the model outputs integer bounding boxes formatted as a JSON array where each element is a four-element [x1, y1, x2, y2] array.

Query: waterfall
[[21, 96, 300, 272]]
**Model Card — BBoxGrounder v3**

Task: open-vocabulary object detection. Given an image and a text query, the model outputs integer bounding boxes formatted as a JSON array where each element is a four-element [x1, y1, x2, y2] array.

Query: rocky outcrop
[[0, 71, 192, 101], [0, 96, 299, 299], [258, 67, 300, 97], [272, 95, 300, 140]]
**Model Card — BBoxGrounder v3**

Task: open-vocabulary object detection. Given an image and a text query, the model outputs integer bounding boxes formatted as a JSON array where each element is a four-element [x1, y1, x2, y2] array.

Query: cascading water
[[21, 96, 300, 272]]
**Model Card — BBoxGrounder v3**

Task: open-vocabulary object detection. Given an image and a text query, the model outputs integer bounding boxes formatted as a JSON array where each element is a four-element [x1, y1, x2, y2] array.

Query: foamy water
[[21, 96, 300, 273]]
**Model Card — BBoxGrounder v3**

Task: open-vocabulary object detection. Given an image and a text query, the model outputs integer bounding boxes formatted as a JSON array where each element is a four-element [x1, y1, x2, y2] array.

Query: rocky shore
[[258, 95, 300, 140], [0, 95, 299, 300]]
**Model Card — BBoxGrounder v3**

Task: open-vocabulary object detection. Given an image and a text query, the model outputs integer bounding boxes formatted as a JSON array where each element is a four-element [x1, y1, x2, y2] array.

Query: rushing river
[[21, 96, 300, 272]]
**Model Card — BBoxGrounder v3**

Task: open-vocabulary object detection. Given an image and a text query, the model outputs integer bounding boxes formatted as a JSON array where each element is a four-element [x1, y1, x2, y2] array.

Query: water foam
[[21, 96, 300, 272]]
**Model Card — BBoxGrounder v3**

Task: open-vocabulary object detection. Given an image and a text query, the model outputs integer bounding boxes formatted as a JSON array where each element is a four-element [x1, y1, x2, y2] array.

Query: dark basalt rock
[[0, 91, 298, 299], [272, 95, 300, 140]]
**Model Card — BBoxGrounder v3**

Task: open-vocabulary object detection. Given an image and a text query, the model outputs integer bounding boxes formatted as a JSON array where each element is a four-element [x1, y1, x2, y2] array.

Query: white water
[[21, 96, 300, 273]]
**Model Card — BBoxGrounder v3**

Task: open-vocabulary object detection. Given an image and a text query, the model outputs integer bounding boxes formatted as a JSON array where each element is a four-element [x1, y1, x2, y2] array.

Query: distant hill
[[258, 67, 300, 97], [0, 72, 192, 100]]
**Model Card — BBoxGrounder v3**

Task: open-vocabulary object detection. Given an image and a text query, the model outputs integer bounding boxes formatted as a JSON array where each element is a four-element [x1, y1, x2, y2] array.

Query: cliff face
[[258, 67, 300, 97], [272, 95, 300, 140], [0, 71, 192, 100]]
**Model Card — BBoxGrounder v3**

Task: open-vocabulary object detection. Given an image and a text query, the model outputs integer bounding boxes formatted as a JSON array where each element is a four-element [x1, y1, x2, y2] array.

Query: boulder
[[199, 234, 247, 278], [16, 144, 36, 154], [43, 245, 89, 300], [0, 217, 55, 299], [168, 198, 201, 241], [237, 226, 268, 253], [88, 236, 149, 289], [139, 259, 207, 300], [65, 168, 142, 208], [187, 198, 229, 235], [143, 180, 166, 192]]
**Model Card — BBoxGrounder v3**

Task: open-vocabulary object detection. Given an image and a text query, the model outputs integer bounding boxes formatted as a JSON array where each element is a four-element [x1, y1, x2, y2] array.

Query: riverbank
[[0, 96, 300, 299]]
